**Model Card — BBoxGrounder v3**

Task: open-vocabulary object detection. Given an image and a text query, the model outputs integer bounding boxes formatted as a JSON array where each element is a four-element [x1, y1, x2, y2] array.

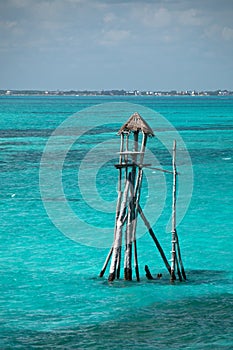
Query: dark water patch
[[188, 148, 233, 164], [183, 269, 232, 286], [0, 197, 81, 202], [64, 150, 116, 167], [42, 197, 81, 202], [6, 151, 42, 164], [148, 148, 172, 166], [0, 129, 54, 138], [0, 126, 118, 139], [0, 149, 89, 172], [1, 294, 232, 349], [0, 141, 31, 146], [0, 151, 42, 172], [176, 125, 233, 131]]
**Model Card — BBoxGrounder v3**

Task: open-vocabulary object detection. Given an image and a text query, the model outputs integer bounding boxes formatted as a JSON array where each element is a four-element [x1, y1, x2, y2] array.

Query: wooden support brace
[[99, 247, 113, 277], [138, 205, 171, 274]]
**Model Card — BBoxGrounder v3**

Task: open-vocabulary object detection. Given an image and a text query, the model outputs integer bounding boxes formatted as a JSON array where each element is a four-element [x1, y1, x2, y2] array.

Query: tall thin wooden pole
[[108, 176, 130, 281], [124, 173, 133, 280], [131, 133, 147, 282], [132, 168, 144, 281], [171, 140, 177, 282], [124, 131, 138, 280], [115, 134, 124, 221], [115, 133, 124, 278], [99, 134, 124, 279], [125, 132, 129, 180], [139, 133, 147, 166]]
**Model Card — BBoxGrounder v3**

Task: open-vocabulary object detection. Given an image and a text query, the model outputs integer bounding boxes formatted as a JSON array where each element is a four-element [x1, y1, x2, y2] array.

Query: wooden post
[[125, 132, 129, 180], [132, 168, 144, 282], [176, 253, 183, 281], [115, 133, 124, 221], [115, 133, 124, 279], [99, 247, 113, 277], [108, 176, 130, 281], [171, 140, 177, 282], [170, 140, 186, 282], [124, 172, 133, 280], [127, 132, 147, 282], [175, 232, 186, 280], [116, 246, 122, 279], [139, 132, 147, 166], [124, 131, 139, 280]]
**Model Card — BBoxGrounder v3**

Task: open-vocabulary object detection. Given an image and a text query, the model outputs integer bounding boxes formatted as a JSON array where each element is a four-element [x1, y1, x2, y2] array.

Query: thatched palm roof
[[118, 112, 154, 136]]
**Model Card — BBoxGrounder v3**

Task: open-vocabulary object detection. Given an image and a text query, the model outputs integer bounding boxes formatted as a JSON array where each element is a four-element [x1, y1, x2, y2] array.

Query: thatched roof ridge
[[118, 112, 154, 136]]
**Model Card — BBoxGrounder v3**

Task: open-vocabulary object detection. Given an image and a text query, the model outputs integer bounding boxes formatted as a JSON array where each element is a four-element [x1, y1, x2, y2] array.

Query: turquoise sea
[[0, 96, 232, 349]]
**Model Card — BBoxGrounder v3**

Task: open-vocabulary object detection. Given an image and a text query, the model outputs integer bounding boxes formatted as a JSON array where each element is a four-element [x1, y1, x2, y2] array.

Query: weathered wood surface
[[170, 140, 187, 282], [108, 176, 130, 281], [171, 140, 177, 282]]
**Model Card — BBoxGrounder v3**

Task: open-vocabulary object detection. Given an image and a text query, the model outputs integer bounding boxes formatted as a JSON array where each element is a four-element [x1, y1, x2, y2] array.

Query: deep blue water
[[0, 96, 232, 349]]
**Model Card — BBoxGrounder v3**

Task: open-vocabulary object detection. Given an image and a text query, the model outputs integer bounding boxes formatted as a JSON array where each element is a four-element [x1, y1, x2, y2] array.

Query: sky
[[0, 0, 233, 91]]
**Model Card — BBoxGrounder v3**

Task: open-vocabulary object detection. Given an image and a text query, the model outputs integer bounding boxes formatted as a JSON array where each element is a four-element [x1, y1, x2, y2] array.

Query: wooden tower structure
[[99, 112, 186, 282]]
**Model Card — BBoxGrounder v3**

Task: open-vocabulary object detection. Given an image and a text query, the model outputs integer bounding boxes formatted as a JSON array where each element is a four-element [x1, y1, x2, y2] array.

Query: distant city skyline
[[1, 88, 232, 97], [1, 0, 233, 91]]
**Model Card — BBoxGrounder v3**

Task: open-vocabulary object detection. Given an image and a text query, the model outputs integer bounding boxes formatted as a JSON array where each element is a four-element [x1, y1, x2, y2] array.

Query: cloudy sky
[[1, 0, 233, 91]]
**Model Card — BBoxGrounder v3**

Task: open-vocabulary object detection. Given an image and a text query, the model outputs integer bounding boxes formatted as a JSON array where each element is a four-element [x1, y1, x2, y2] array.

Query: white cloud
[[8, 0, 32, 8], [178, 8, 203, 26], [99, 29, 130, 46], [0, 20, 17, 29], [222, 27, 233, 41], [138, 6, 171, 28], [203, 24, 221, 41], [103, 12, 117, 23], [203, 24, 233, 42]]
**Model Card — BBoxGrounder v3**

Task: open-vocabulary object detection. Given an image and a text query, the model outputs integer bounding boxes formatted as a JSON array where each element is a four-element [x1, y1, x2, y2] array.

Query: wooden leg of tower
[[175, 253, 182, 281], [99, 246, 113, 277], [175, 232, 187, 280], [132, 168, 144, 282], [170, 139, 185, 282], [124, 243, 132, 280], [134, 240, 140, 281], [116, 246, 122, 279], [124, 210, 133, 281], [124, 172, 133, 281], [170, 230, 176, 282], [108, 177, 130, 282]]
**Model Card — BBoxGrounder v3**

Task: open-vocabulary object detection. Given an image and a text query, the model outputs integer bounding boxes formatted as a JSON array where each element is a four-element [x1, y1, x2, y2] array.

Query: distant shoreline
[[1, 89, 232, 97]]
